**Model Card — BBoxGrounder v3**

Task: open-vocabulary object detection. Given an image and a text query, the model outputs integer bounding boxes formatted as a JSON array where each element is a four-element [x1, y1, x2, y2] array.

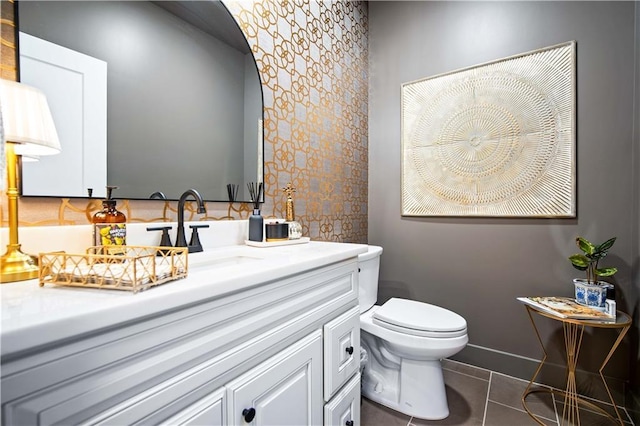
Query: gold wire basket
[[39, 246, 188, 293]]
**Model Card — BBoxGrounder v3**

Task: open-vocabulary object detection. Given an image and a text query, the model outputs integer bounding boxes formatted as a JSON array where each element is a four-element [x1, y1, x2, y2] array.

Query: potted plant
[[568, 236, 617, 308]]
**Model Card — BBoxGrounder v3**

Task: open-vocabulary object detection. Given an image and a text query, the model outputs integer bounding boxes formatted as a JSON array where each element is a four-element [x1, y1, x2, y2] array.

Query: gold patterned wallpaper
[[0, 0, 369, 243], [0, 1, 16, 81]]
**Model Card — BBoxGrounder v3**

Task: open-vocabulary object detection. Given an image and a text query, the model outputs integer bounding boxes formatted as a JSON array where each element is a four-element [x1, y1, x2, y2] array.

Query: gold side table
[[521, 304, 631, 426]]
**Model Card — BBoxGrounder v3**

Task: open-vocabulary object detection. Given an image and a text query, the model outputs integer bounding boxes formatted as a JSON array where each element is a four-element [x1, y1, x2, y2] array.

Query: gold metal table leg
[[522, 306, 549, 426], [598, 324, 630, 425], [521, 305, 629, 426], [561, 322, 584, 426]]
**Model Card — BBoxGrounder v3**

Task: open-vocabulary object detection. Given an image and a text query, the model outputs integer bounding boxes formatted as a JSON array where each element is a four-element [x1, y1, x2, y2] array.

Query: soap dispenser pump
[[93, 186, 127, 247]]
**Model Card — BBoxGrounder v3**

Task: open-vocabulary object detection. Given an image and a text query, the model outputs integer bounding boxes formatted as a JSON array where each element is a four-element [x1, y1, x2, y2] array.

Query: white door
[[19, 32, 107, 198], [226, 331, 323, 426]]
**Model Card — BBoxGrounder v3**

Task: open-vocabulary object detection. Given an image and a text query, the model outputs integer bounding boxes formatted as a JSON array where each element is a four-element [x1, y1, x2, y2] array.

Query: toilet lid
[[373, 298, 467, 338]]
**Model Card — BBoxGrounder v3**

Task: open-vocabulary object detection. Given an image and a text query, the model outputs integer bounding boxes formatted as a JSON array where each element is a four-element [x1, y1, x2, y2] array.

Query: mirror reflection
[[18, 1, 263, 202]]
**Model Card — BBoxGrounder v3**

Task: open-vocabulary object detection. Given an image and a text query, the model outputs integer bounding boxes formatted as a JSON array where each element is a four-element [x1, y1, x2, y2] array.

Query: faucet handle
[[188, 224, 209, 253], [147, 226, 173, 247]]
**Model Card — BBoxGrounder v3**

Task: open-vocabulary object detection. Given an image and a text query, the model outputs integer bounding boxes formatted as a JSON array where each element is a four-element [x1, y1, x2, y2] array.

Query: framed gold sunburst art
[[401, 41, 576, 217]]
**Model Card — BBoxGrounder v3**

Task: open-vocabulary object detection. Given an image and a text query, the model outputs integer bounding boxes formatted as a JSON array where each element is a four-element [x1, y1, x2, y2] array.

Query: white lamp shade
[[20, 154, 40, 162], [0, 79, 61, 156]]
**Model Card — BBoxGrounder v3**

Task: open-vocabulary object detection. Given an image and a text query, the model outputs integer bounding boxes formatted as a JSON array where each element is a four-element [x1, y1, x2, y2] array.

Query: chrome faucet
[[175, 189, 207, 253]]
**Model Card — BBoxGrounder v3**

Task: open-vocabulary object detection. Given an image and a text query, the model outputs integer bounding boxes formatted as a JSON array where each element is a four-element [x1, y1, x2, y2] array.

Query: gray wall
[[19, 1, 254, 201], [368, 0, 639, 392], [631, 1, 640, 416]]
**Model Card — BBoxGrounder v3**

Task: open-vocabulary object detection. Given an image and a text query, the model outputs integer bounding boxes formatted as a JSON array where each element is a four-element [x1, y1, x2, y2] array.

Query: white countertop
[[1, 241, 367, 357]]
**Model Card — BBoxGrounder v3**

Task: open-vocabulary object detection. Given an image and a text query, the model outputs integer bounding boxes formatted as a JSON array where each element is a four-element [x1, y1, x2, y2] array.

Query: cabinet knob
[[242, 407, 256, 422], [345, 346, 354, 355], [346, 420, 354, 426]]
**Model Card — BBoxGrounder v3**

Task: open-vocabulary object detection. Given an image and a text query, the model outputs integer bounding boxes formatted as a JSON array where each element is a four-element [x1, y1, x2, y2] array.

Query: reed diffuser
[[247, 182, 263, 242], [226, 183, 238, 202]]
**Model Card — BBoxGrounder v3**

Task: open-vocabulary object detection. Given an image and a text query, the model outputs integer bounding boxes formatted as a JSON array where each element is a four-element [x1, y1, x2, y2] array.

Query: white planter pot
[[573, 279, 613, 309]]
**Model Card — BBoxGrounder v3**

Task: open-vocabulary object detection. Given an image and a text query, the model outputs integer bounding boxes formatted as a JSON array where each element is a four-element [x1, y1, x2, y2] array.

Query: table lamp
[[1, 79, 61, 283]]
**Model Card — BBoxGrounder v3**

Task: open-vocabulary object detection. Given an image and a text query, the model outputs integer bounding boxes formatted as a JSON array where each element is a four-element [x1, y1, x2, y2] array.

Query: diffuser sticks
[[226, 184, 238, 202], [247, 182, 263, 209]]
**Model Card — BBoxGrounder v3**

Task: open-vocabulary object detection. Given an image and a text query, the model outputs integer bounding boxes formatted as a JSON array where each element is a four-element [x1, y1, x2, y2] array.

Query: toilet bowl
[[358, 246, 468, 420]]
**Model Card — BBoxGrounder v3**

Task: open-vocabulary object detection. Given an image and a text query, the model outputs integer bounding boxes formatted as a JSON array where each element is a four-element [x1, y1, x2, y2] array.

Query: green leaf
[[596, 267, 617, 277], [596, 237, 617, 253], [576, 237, 594, 255], [569, 254, 590, 268]]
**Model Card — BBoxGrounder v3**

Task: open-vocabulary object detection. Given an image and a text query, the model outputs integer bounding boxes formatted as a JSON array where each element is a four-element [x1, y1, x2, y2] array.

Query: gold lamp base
[[1, 244, 39, 283], [1, 142, 41, 284]]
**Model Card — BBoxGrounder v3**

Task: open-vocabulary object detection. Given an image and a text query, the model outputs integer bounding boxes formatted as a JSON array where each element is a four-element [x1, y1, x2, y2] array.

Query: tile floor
[[361, 359, 636, 426]]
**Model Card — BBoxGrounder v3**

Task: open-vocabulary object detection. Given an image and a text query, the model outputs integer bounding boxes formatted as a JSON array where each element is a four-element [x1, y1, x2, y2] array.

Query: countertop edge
[[1, 241, 367, 357]]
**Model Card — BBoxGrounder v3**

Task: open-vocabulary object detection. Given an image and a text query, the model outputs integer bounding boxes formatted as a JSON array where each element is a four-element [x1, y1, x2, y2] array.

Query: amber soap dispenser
[[93, 186, 127, 246]]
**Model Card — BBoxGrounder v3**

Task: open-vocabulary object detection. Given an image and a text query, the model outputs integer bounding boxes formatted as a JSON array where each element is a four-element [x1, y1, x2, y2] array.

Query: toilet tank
[[358, 245, 383, 313]]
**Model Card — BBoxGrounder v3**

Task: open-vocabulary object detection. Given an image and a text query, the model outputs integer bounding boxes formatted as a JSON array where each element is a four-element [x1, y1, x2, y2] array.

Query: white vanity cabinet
[[165, 388, 226, 426], [226, 330, 324, 426], [1, 243, 365, 426]]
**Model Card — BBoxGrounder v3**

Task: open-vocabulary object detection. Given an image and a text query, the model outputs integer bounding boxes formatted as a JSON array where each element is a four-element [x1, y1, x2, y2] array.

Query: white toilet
[[358, 245, 468, 420]]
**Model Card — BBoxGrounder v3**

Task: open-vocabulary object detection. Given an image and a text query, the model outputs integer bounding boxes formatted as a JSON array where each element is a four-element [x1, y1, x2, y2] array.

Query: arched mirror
[[17, 0, 263, 202]]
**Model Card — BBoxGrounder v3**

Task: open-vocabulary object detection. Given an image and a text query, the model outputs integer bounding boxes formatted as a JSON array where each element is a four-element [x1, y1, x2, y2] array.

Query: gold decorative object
[[39, 246, 188, 293], [283, 183, 296, 222], [282, 182, 303, 239], [402, 41, 576, 217]]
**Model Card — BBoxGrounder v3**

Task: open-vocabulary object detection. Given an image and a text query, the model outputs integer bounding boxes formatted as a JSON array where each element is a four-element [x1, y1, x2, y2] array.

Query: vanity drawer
[[324, 374, 360, 426], [323, 306, 360, 401], [163, 388, 225, 426]]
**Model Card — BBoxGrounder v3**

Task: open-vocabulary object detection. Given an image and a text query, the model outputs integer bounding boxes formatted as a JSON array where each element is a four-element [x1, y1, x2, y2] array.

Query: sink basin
[[188, 250, 266, 270]]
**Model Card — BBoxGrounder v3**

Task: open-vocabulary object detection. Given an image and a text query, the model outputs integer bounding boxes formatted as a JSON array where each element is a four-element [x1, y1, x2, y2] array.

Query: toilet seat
[[373, 298, 467, 338]]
